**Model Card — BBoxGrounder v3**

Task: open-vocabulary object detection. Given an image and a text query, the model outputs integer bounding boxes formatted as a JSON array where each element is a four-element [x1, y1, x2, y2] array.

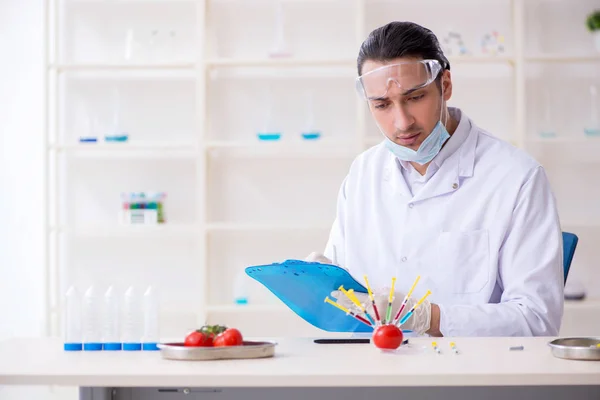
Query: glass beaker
[[538, 87, 557, 139], [584, 84, 600, 137]]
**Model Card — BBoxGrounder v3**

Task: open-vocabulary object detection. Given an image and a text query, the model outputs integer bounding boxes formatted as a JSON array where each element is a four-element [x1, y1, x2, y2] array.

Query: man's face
[[361, 57, 452, 151]]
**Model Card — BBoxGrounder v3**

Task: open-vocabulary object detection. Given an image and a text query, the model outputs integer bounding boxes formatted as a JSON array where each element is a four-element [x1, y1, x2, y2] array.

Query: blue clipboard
[[245, 259, 373, 333]]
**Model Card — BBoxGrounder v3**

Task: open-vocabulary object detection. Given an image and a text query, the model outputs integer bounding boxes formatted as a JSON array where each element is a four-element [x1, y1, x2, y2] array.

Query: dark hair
[[357, 21, 450, 77]]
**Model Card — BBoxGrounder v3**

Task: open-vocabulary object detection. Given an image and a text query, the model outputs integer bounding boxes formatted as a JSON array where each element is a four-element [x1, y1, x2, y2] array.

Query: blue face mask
[[380, 79, 450, 165], [384, 120, 450, 165]]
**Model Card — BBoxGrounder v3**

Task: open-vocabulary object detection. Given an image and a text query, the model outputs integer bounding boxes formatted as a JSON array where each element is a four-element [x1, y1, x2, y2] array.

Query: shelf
[[207, 56, 515, 78], [52, 224, 201, 237], [207, 304, 287, 313], [49, 142, 199, 157], [206, 140, 360, 158], [448, 55, 515, 65], [561, 220, 600, 229], [50, 63, 197, 71], [525, 54, 600, 63], [207, 222, 331, 232], [51, 221, 599, 236], [564, 298, 600, 311], [207, 58, 356, 68], [527, 136, 600, 144], [69, 0, 195, 4]]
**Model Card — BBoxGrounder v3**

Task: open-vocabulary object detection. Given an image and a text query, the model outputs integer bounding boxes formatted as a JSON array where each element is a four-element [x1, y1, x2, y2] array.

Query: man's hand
[[331, 289, 433, 336], [304, 252, 442, 336], [428, 304, 442, 337]]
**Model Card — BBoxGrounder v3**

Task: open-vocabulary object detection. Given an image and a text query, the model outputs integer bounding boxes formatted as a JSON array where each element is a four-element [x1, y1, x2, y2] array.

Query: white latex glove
[[304, 252, 335, 265], [331, 288, 431, 335]]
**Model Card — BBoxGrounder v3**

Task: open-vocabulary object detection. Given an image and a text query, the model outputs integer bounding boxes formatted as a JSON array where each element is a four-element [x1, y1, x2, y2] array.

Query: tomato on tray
[[183, 325, 243, 347], [213, 328, 244, 347], [184, 330, 213, 347], [372, 325, 404, 350]]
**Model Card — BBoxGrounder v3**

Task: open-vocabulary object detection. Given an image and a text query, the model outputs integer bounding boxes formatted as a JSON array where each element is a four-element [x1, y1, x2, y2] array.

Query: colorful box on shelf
[[120, 192, 166, 225]]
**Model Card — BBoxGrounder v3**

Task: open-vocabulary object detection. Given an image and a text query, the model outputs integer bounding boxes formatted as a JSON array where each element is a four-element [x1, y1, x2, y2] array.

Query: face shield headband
[[355, 59, 442, 101]]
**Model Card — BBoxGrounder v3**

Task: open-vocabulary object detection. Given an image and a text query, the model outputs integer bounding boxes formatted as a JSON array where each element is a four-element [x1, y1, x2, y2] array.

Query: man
[[307, 21, 564, 337]]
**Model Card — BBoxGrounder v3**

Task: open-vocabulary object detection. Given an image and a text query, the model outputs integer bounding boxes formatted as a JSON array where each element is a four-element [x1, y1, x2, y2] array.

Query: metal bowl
[[548, 337, 600, 361], [157, 341, 277, 361]]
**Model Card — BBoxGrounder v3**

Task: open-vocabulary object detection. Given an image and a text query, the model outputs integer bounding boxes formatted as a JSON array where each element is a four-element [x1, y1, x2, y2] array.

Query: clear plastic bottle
[[82, 286, 103, 351], [64, 286, 82, 351], [142, 286, 159, 351], [122, 286, 143, 351], [102, 286, 121, 351]]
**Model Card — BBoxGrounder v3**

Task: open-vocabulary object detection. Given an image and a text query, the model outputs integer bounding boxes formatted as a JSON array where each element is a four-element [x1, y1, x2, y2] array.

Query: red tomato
[[213, 328, 244, 347], [372, 325, 403, 350], [184, 330, 213, 347]]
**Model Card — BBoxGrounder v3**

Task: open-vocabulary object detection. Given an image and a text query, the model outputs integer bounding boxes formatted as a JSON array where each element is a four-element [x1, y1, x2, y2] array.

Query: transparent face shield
[[356, 59, 450, 164], [355, 59, 442, 100]]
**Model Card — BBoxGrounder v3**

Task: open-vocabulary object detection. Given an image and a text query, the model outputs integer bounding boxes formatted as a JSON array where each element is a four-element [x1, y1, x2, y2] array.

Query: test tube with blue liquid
[[257, 87, 282, 141], [584, 84, 600, 137], [234, 271, 249, 305], [539, 87, 557, 139], [78, 104, 98, 143], [301, 90, 321, 141], [105, 85, 129, 143]]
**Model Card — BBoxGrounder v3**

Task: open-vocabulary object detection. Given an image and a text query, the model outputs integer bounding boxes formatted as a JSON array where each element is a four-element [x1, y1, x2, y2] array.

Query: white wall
[[0, 0, 45, 342], [0, 0, 60, 398]]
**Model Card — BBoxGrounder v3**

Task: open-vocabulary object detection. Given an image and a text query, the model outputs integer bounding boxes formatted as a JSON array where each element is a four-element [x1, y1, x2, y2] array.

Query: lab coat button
[[401, 257, 407, 262], [452, 183, 458, 189], [408, 203, 414, 208]]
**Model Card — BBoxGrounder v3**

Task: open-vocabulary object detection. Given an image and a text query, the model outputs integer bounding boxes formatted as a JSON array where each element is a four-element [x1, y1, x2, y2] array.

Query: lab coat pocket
[[438, 229, 490, 294]]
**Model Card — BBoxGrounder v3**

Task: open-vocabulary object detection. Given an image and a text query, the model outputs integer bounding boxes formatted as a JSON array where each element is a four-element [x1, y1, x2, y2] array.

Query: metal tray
[[548, 337, 600, 361], [157, 341, 277, 361]]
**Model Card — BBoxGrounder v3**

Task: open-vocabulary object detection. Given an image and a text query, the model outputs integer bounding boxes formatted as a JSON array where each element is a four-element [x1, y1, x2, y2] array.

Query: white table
[[1, 337, 599, 400]]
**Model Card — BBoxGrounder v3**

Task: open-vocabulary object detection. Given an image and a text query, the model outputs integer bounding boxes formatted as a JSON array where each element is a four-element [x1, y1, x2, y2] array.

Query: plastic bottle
[[64, 286, 82, 351], [142, 286, 159, 351], [102, 286, 122, 351], [122, 286, 143, 351], [82, 286, 103, 351]]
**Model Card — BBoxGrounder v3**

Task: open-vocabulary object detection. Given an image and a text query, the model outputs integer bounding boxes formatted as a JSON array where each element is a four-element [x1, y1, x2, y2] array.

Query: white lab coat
[[324, 110, 564, 337]]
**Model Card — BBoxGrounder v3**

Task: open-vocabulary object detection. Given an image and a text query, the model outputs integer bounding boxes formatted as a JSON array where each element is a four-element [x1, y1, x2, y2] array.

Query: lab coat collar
[[385, 108, 477, 202]]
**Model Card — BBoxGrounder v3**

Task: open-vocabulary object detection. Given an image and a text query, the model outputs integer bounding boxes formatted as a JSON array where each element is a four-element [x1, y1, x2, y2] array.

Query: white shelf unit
[[43, 0, 600, 338]]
